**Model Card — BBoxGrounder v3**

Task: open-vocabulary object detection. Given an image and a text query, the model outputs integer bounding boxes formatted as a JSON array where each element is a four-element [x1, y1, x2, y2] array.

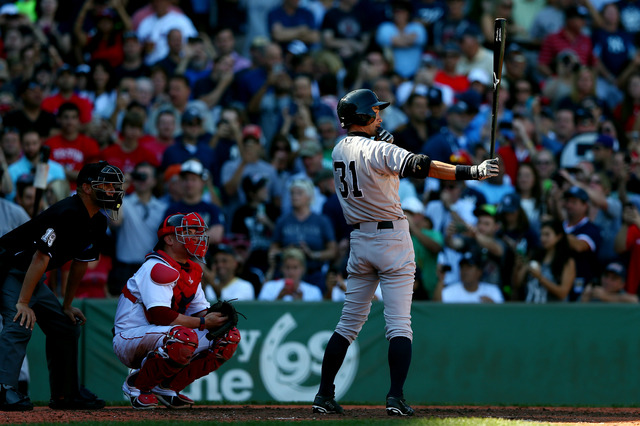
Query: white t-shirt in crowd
[[441, 282, 504, 303]]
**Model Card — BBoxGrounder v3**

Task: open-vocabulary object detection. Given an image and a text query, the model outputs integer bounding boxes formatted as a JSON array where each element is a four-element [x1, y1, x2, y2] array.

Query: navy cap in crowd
[[499, 193, 521, 214], [604, 262, 627, 280], [427, 87, 443, 106], [594, 134, 615, 150], [181, 107, 202, 123], [460, 250, 483, 267], [565, 5, 589, 19], [564, 186, 589, 202]]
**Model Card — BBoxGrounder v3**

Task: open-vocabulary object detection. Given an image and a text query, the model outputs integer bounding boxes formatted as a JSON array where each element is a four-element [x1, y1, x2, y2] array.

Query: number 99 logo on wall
[[260, 313, 359, 401]]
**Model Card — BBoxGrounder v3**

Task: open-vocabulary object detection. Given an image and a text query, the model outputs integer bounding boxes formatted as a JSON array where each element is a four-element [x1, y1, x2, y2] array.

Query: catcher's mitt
[[205, 299, 246, 340]]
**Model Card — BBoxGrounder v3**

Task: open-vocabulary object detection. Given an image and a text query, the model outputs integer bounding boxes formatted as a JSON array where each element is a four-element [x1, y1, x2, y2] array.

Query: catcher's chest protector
[[148, 251, 203, 314]]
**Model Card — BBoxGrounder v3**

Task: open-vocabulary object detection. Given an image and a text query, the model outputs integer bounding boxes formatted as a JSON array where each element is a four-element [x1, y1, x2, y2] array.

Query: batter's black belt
[[353, 221, 394, 230]]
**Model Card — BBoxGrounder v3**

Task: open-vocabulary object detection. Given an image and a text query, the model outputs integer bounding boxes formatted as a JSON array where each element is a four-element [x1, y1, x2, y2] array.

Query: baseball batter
[[113, 212, 240, 410], [312, 89, 499, 416]]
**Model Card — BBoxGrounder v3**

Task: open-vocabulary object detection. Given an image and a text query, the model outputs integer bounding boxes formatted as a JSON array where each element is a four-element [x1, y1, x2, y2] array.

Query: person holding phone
[[258, 247, 322, 301]]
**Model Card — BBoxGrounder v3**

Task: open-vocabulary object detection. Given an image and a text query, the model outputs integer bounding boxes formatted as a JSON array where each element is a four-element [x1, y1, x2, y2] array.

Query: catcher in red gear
[[113, 213, 242, 409]]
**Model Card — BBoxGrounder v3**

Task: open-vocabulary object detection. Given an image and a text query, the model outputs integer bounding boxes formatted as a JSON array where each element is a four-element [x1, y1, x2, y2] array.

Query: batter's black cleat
[[386, 396, 414, 416], [0, 384, 33, 411], [49, 386, 106, 410], [312, 394, 344, 414]]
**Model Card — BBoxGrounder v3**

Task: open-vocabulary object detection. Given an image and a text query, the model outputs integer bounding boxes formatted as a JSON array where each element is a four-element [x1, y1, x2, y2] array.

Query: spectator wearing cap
[[41, 65, 93, 125], [147, 74, 213, 138], [591, 134, 618, 173], [73, 1, 132, 68], [557, 186, 603, 300], [269, 178, 337, 291], [537, 6, 595, 78], [136, 0, 198, 66], [203, 245, 255, 302], [281, 140, 325, 214], [402, 197, 443, 300], [108, 162, 166, 296], [456, 26, 493, 79], [394, 93, 429, 154], [113, 31, 151, 81], [163, 159, 225, 244], [159, 106, 215, 175], [99, 111, 159, 182], [268, 0, 319, 52], [44, 103, 100, 191], [3, 79, 56, 137], [513, 219, 576, 302], [433, 42, 469, 94], [221, 124, 279, 218], [581, 261, 638, 302], [434, 249, 504, 303], [231, 174, 280, 274], [7, 129, 66, 202], [320, 0, 372, 68], [375, 0, 426, 79], [421, 100, 471, 162]]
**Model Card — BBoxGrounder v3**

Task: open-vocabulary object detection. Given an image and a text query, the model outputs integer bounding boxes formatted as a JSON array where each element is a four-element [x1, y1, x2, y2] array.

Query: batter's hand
[[472, 158, 500, 180], [14, 302, 36, 330], [64, 306, 86, 326], [375, 128, 394, 144]]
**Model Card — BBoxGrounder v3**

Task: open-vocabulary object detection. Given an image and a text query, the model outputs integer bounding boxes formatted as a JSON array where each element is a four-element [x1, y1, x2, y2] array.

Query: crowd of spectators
[[1, 0, 640, 304]]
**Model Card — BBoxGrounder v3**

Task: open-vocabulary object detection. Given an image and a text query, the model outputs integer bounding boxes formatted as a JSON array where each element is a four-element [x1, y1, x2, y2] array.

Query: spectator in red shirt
[[434, 43, 470, 94], [44, 102, 100, 190], [538, 6, 595, 78], [41, 65, 93, 125], [99, 111, 159, 183]]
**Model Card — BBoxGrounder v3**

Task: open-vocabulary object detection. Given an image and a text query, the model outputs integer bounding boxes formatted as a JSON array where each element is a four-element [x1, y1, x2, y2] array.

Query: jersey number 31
[[334, 161, 363, 199]]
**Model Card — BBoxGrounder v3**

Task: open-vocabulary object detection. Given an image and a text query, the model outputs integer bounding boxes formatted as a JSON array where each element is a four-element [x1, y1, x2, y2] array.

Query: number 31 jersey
[[332, 134, 412, 224]]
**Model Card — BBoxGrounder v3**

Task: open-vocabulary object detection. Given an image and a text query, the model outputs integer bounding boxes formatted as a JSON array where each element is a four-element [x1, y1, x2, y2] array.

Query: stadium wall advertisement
[[26, 301, 640, 405]]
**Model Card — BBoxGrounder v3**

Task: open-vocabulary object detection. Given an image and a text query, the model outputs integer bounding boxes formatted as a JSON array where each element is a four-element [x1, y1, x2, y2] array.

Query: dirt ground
[[3, 405, 640, 424]]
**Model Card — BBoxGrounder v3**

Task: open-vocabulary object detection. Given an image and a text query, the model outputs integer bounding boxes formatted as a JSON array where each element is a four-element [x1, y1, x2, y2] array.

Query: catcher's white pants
[[113, 325, 212, 369]]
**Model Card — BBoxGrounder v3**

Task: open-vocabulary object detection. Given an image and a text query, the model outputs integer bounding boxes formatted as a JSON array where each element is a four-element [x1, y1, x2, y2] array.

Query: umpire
[[0, 161, 124, 411]]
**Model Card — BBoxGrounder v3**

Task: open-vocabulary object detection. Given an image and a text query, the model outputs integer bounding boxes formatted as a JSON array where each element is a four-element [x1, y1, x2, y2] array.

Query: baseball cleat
[[386, 396, 414, 416], [122, 370, 158, 410], [312, 394, 344, 415], [152, 385, 193, 409], [0, 384, 33, 411]]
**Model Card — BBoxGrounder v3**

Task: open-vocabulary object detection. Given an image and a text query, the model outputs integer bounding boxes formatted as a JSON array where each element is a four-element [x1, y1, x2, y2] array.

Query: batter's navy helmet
[[337, 89, 390, 129]]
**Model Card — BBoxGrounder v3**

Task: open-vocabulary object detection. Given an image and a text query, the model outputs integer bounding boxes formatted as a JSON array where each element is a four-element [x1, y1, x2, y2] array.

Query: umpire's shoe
[[312, 394, 344, 415], [386, 396, 414, 416], [49, 386, 106, 410], [0, 384, 33, 411]]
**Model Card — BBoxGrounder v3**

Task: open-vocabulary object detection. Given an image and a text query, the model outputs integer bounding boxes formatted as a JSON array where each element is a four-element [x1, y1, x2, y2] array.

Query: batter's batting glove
[[375, 128, 394, 144], [471, 158, 500, 180], [205, 299, 246, 341]]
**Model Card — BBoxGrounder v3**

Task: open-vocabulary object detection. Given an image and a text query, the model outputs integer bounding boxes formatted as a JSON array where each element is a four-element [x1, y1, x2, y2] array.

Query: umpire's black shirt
[[0, 194, 106, 272]]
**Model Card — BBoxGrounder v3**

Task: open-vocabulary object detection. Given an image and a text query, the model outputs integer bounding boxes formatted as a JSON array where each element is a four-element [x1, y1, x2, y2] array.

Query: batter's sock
[[388, 336, 412, 398], [318, 332, 350, 397]]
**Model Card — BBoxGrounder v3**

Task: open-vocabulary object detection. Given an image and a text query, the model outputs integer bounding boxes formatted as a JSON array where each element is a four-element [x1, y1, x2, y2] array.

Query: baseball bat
[[32, 145, 50, 217], [489, 18, 507, 159]]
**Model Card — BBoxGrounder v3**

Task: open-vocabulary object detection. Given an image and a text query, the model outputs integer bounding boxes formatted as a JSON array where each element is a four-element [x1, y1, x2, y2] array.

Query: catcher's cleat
[[312, 394, 344, 415], [152, 385, 193, 409], [386, 396, 414, 416], [0, 384, 33, 411], [122, 370, 158, 410]]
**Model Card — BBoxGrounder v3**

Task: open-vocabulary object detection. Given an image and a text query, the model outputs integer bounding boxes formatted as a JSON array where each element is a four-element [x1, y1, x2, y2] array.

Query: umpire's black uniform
[[0, 194, 106, 404]]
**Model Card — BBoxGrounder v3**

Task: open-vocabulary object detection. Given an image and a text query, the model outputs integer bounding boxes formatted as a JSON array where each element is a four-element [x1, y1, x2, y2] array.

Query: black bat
[[489, 18, 507, 159], [32, 145, 50, 217]]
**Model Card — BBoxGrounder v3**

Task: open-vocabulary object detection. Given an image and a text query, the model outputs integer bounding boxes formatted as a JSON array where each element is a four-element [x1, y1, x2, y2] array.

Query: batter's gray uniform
[[332, 133, 419, 343]]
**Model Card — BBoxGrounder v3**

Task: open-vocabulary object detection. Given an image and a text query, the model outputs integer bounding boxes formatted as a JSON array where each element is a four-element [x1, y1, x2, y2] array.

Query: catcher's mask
[[157, 212, 209, 262], [78, 161, 125, 221]]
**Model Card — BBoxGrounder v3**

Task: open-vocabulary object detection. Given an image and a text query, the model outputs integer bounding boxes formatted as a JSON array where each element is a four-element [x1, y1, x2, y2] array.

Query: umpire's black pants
[[0, 268, 81, 399]]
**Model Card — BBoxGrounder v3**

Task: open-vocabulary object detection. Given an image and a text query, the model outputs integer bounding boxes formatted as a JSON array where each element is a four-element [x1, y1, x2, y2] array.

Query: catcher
[[112, 212, 242, 409]]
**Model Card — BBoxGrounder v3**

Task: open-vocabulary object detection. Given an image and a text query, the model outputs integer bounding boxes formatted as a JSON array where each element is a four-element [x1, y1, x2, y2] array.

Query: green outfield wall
[[25, 301, 640, 405]]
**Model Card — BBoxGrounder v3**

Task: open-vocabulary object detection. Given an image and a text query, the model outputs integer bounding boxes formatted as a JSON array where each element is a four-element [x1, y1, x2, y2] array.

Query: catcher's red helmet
[[157, 212, 209, 262]]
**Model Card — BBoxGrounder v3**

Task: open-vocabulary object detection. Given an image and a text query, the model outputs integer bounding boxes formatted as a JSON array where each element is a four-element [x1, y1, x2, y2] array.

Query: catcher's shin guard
[[135, 326, 198, 392], [165, 328, 241, 392]]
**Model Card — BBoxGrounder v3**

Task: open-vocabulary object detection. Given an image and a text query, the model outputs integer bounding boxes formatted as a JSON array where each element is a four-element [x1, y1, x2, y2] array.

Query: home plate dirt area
[[3, 405, 640, 424]]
